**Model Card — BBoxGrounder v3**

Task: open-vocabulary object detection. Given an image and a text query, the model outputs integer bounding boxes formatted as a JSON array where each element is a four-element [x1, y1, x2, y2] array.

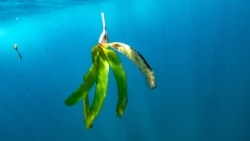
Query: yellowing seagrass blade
[[108, 42, 156, 89], [100, 47, 127, 117], [85, 49, 109, 129]]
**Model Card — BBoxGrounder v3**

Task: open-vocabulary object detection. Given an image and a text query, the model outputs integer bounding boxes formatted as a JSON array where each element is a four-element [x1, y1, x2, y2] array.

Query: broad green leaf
[[64, 63, 97, 106], [83, 46, 99, 123], [85, 50, 109, 129], [64, 50, 99, 106], [83, 91, 90, 126], [100, 47, 127, 117], [91, 45, 99, 63]]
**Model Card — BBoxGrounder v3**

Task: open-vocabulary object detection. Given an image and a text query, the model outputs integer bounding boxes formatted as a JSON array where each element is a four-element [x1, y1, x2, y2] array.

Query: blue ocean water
[[0, 0, 250, 141]]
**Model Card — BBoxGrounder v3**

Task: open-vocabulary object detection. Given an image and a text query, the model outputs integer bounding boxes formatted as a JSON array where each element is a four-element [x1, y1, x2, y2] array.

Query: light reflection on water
[[0, 0, 102, 21]]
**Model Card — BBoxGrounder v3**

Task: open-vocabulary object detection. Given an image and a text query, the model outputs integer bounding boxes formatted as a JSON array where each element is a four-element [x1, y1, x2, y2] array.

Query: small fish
[[13, 43, 22, 60]]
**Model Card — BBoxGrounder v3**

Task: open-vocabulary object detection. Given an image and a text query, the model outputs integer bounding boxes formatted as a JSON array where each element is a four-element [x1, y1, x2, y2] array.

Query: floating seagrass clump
[[65, 12, 156, 129]]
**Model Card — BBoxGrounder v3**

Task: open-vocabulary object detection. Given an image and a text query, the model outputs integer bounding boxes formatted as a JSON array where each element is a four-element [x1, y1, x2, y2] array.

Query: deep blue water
[[0, 0, 250, 141]]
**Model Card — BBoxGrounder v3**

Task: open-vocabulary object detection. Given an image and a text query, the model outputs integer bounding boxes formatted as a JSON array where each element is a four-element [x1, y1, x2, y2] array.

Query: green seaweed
[[100, 46, 127, 117], [85, 46, 109, 128], [65, 12, 156, 129]]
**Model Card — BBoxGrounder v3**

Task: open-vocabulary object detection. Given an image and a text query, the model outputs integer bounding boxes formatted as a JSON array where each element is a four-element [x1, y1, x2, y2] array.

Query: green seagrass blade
[[64, 45, 100, 107], [99, 46, 127, 117], [85, 47, 109, 129]]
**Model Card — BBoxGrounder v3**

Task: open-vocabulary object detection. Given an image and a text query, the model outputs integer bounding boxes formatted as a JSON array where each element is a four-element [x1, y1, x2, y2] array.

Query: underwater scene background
[[0, 0, 249, 141]]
